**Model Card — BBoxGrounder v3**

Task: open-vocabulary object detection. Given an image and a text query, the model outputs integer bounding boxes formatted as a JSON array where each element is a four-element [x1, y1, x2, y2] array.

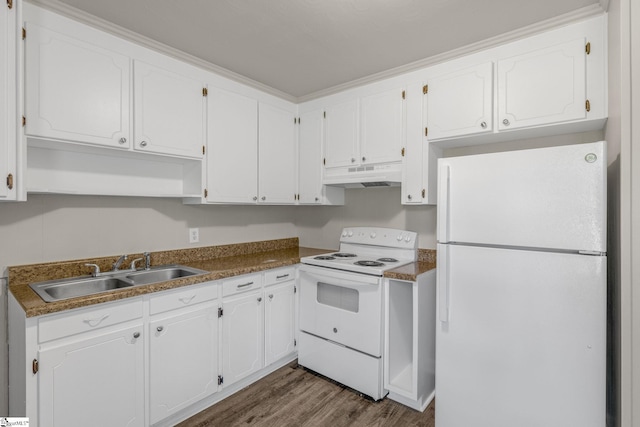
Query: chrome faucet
[[143, 252, 151, 270], [112, 254, 128, 271]]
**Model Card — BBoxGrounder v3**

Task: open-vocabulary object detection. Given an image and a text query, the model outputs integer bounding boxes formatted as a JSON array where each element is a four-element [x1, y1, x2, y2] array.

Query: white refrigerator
[[435, 141, 606, 427]]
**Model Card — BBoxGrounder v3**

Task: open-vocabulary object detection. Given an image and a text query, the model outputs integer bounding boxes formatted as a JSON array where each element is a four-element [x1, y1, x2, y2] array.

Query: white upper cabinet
[[426, 62, 494, 140], [206, 87, 258, 203], [497, 38, 586, 131], [133, 60, 205, 158], [360, 87, 405, 165], [258, 102, 296, 204], [24, 21, 131, 149], [323, 99, 359, 168], [0, 0, 19, 201], [297, 109, 323, 204]]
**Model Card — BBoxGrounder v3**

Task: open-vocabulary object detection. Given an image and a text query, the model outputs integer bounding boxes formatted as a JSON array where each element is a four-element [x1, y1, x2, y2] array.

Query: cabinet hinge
[[294, 117, 297, 124], [425, 127, 428, 137], [6, 173, 13, 190], [294, 285, 297, 294], [323, 158, 326, 166], [401, 147, 405, 157], [422, 188, 426, 198], [22, 27, 25, 40], [202, 87, 208, 97], [22, 115, 25, 127], [323, 111, 326, 119], [586, 99, 591, 112], [298, 117, 301, 124], [7, 0, 13, 10], [32, 359, 39, 374], [294, 339, 297, 347], [586, 42, 591, 55], [202, 145, 205, 155], [218, 307, 223, 318], [402, 90, 405, 100], [423, 84, 428, 94], [204, 188, 208, 198], [218, 375, 223, 385]]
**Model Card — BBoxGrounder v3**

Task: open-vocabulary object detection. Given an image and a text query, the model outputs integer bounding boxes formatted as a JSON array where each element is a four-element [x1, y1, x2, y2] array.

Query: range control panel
[[339, 227, 418, 249]]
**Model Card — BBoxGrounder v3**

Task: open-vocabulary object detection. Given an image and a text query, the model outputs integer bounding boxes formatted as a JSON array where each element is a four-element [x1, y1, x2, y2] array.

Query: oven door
[[299, 264, 383, 357]]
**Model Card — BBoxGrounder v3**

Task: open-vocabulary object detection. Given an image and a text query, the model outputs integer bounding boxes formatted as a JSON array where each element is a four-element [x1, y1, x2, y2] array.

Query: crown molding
[[296, 3, 606, 103], [26, 0, 605, 104], [26, 0, 298, 103]]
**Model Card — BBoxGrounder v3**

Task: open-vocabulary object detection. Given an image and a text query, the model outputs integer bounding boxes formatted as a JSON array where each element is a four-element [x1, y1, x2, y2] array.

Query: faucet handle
[[143, 252, 151, 270], [85, 263, 101, 277], [130, 258, 144, 271]]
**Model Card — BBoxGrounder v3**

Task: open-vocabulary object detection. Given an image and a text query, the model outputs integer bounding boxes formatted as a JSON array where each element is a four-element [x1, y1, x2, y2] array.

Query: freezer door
[[436, 244, 605, 427], [437, 141, 606, 253]]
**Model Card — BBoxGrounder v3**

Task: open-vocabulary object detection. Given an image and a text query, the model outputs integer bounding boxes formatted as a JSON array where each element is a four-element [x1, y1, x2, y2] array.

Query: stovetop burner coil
[[314, 256, 336, 260], [377, 257, 398, 263], [333, 253, 357, 258], [354, 260, 385, 267]]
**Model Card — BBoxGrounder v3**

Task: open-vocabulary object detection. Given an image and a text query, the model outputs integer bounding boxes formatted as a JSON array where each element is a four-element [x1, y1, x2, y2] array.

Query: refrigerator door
[[436, 244, 605, 427], [437, 141, 606, 253]]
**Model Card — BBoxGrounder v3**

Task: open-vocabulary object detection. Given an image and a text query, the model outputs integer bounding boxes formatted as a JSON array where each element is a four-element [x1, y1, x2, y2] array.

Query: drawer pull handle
[[333, 327, 338, 333], [157, 326, 164, 333], [276, 274, 289, 279], [237, 282, 254, 289], [83, 314, 110, 327], [178, 295, 196, 304]]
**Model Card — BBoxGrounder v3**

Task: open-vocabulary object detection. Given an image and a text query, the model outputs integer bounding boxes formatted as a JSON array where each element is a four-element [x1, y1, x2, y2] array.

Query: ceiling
[[48, 0, 602, 100]]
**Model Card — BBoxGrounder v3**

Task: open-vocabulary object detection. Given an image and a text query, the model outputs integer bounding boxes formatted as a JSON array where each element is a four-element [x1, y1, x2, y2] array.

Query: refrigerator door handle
[[438, 164, 451, 243], [438, 244, 450, 322]]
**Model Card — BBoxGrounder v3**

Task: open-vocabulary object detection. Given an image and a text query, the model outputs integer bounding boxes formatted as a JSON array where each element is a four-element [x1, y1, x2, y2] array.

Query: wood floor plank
[[178, 362, 435, 427]]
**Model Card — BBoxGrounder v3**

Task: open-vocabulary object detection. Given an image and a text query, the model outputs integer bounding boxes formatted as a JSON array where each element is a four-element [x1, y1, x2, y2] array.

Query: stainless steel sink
[[30, 276, 134, 303], [29, 265, 208, 303], [126, 265, 207, 285]]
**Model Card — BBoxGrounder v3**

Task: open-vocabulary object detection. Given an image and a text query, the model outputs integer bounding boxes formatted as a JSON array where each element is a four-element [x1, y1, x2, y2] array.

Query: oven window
[[316, 282, 359, 313]]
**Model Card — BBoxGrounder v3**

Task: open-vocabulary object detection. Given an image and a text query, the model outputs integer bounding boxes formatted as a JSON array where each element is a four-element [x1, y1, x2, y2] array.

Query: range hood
[[322, 162, 402, 188]]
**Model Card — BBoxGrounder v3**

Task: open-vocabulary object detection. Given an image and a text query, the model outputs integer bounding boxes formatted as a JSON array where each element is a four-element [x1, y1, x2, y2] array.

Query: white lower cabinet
[[384, 270, 436, 412], [221, 288, 264, 387], [264, 270, 296, 365], [148, 285, 219, 425]]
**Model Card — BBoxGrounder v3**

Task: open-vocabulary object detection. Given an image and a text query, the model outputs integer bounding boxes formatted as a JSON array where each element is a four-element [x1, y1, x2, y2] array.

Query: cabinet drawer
[[38, 298, 143, 343], [150, 282, 219, 315], [222, 273, 263, 297], [264, 267, 295, 286]]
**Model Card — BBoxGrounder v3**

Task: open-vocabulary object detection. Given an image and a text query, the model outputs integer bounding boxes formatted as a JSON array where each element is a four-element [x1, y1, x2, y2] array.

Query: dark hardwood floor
[[178, 362, 435, 427]]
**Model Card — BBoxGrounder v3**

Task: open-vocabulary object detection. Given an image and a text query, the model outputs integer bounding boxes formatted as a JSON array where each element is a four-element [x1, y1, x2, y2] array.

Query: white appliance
[[298, 227, 418, 400], [436, 142, 606, 427]]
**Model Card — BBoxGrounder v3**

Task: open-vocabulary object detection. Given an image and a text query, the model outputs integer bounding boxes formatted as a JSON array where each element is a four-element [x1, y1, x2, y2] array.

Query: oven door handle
[[299, 265, 380, 287]]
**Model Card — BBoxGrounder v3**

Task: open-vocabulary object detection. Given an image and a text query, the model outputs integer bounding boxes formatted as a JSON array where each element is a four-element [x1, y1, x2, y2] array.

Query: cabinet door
[[360, 87, 404, 164], [402, 82, 425, 204], [38, 324, 144, 427], [0, 1, 17, 200], [206, 87, 258, 203], [298, 109, 323, 204], [24, 22, 131, 148], [324, 99, 359, 168], [265, 281, 296, 366], [498, 38, 586, 130], [258, 102, 296, 204], [426, 62, 493, 140], [222, 290, 264, 387], [149, 304, 218, 424], [134, 60, 205, 158]]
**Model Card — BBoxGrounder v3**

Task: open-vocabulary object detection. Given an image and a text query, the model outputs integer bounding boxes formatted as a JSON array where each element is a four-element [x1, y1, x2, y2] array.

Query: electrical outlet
[[189, 228, 199, 243]]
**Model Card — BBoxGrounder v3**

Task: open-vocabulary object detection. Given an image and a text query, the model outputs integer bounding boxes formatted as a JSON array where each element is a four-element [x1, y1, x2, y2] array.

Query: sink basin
[[126, 265, 207, 285], [29, 265, 208, 303], [30, 276, 134, 303]]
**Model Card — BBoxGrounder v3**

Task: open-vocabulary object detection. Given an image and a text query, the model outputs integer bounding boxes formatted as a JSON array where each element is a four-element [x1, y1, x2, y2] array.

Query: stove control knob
[[348, 230, 354, 237], [370, 232, 376, 239], [405, 235, 412, 243], [341, 230, 348, 237], [397, 234, 403, 241]]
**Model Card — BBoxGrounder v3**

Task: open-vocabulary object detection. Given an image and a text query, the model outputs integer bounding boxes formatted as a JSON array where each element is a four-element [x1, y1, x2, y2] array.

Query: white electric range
[[298, 227, 418, 400]]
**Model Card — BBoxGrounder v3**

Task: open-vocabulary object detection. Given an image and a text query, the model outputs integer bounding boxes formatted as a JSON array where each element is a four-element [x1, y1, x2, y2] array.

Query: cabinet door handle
[[253, 196, 258, 201], [118, 137, 127, 144], [83, 314, 110, 327], [407, 194, 413, 200], [237, 281, 254, 289], [268, 294, 274, 300], [156, 326, 164, 333], [502, 119, 510, 126], [140, 140, 148, 147], [351, 158, 356, 163], [133, 332, 141, 339], [257, 297, 262, 303], [261, 196, 266, 201], [362, 156, 366, 162], [480, 121, 487, 129]]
